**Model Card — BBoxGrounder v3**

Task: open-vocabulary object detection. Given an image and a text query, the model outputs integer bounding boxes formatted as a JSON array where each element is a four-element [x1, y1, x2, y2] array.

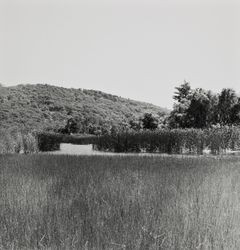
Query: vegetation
[[1, 154, 240, 249], [2, 81, 240, 133], [141, 113, 159, 130], [3, 125, 240, 155], [2, 81, 240, 250], [2, 81, 240, 155], [0, 129, 38, 154], [94, 126, 240, 154], [37, 132, 98, 152], [168, 81, 240, 128], [0, 84, 168, 134]]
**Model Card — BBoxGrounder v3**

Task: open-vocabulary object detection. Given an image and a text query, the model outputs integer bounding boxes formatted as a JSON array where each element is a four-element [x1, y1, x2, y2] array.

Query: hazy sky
[[0, 0, 239, 108]]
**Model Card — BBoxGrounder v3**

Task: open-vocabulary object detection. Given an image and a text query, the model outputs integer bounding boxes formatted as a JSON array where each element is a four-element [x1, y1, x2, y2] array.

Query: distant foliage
[[0, 84, 168, 134], [168, 82, 240, 128], [217, 88, 240, 125], [94, 126, 240, 154]]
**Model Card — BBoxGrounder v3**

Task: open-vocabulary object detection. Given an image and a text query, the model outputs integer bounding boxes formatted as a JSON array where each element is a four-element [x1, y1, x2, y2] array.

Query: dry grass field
[[1, 154, 240, 249]]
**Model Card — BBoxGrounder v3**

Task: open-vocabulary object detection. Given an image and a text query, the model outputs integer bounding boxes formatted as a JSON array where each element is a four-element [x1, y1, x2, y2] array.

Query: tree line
[[61, 81, 240, 135], [168, 81, 240, 128]]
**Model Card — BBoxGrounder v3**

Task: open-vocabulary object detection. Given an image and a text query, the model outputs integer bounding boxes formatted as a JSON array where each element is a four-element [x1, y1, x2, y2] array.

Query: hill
[[0, 84, 169, 134]]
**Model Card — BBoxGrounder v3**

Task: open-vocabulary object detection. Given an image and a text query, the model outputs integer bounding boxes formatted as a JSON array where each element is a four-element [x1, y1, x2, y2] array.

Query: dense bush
[[94, 126, 240, 155]]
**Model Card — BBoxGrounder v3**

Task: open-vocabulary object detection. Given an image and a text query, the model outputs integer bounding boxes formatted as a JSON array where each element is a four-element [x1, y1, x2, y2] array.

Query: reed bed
[[94, 126, 240, 154], [0, 130, 38, 154]]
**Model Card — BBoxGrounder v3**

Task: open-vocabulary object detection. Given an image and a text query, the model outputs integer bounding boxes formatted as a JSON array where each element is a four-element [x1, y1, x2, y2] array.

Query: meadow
[[1, 154, 240, 249]]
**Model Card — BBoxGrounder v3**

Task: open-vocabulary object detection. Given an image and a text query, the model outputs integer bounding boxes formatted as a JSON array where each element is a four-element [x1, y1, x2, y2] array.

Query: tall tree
[[217, 88, 238, 125], [229, 98, 240, 124], [168, 82, 220, 128], [173, 81, 191, 102], [186, 88, 211, 128], [206, 91, 219, 126], [168, 81, 192, 128]]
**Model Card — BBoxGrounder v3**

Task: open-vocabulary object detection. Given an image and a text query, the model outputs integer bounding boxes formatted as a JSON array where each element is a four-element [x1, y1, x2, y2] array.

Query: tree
[[229, 98, 240, 124], [217, 88, 238, 125], [186, 88, 212, 128], [142, 113, 158, 130], [64, 118, 79, 134], [168, 81, 192, 128], [206, 91, 219, 126], [173, 80, 191, 102], [168, 82, 220, 128]]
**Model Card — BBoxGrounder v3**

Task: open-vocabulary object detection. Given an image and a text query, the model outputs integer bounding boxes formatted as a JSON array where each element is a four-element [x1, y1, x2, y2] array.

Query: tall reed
[[0, 130, 38, 154], [94, 126, 240, 154]]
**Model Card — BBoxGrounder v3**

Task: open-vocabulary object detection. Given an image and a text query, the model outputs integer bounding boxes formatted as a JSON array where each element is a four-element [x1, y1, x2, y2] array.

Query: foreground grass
[[1, 155, 240, 249]]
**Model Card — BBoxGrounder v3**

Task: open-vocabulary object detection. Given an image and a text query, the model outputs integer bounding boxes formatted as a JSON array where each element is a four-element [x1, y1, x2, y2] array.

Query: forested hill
[[0, 84, 169, 132]]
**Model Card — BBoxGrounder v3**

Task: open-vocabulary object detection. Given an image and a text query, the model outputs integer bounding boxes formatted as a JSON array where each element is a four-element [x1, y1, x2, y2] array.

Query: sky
[[0, 0, 239, 109]]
